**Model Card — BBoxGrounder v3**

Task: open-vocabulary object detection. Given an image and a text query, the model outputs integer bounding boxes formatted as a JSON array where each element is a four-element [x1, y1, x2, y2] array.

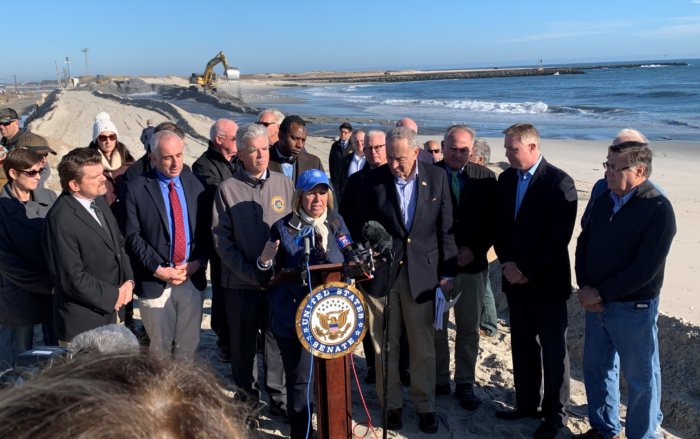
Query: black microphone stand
[[380, 250, 394, 439]]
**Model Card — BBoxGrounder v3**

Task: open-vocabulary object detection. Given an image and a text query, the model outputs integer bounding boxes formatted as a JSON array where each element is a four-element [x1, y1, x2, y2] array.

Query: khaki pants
[[435, 270, 486, 385], [366, 266, 436, 413], [139, 280, 203, 360]]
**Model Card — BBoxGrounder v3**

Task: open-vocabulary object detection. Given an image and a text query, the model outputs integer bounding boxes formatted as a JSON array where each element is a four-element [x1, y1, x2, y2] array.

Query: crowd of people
[[0, 104, 676, 439]]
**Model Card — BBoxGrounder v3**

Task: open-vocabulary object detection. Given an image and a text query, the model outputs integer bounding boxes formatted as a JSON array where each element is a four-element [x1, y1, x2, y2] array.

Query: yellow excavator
[[190, 51, 240, 88]]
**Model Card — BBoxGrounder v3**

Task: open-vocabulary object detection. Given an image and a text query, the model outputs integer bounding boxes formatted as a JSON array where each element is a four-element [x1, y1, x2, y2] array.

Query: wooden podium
[[271, 263, 370, 439]]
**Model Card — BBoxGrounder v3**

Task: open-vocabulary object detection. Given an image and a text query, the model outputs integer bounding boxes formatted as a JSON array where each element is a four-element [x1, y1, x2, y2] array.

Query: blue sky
[[3, 0, 700, 83]]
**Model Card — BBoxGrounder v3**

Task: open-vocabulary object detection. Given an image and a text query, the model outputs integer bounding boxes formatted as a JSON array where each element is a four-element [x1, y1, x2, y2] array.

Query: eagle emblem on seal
[[314, 309, 351, 341]]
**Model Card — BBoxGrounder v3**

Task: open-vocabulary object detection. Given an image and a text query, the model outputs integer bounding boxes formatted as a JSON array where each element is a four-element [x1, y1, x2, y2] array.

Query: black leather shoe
[[364, 367, 376, 384], [400, 370, 411, 387], [418, 412, 439, 434], [435, 383, 451, 395], [386, 408, 403, 430], [533, 420, 565, 439], [495, 408, 543, 420], [455, 383, 480, 410]]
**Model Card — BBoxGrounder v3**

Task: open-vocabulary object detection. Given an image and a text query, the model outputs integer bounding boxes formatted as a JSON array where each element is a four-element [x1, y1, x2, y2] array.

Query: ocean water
[[263, 60, 700, 141]]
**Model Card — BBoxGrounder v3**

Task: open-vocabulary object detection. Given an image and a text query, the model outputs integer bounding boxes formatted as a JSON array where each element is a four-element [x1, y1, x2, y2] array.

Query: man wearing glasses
[[574, 134, 675, 439], [192, 118, 240, 362], [423, 140, 443, 162], [257, 108, 285, 146], [433, 125, 497, 411]]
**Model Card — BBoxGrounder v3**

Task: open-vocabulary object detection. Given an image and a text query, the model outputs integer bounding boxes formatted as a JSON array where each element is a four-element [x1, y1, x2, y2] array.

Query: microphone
[[362, 221, 393, 256], [69, 324, 140, 356], [296, 224, 314, 264], [328, 216, 364, 263]]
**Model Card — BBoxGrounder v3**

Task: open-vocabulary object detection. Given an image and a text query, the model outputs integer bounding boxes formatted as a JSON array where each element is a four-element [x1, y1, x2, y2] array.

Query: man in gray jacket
[[212, 123, 294, 418]]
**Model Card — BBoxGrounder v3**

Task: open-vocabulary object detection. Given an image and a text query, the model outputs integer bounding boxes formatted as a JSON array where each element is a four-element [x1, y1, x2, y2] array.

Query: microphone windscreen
[[362, 220, 393, 255], [69, 324, 140, 356]]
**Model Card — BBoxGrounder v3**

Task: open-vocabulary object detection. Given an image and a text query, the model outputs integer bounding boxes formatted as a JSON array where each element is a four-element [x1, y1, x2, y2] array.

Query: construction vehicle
[[190, 51, 240, 88]]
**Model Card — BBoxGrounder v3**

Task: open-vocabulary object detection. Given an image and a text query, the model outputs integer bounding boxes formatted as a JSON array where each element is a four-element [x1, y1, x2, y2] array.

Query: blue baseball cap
[[296, 169, 331, 191]]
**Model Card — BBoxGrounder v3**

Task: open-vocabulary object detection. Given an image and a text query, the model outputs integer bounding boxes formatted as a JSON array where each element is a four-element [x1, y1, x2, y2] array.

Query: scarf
[[298, 208, 329, 252], [100, 149, 123, 173]]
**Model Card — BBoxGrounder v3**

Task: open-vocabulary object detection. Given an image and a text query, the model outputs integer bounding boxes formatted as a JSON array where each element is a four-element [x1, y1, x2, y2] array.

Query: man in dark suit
[[268, 115, 323, 184], [328, 122, 353, 191], [192, 118, 239, 360], [123, 130, 209, 360], [358, 127, 457, 434], [335, 129, 365, 202], [493, 123, 577, 439], [44, 147, 135, 343], [433, 125, 497, 410]]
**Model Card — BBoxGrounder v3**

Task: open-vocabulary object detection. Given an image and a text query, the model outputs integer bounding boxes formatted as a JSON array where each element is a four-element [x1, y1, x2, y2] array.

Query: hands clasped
[[259, 240, 280, 267]]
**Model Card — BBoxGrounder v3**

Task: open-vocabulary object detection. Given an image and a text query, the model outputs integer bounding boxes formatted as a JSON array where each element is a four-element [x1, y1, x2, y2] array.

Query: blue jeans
[[583, 297, 662, 439]]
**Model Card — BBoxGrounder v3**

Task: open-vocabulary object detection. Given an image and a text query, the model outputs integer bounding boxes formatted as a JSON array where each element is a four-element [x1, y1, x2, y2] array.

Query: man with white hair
[[123, 130, 209, 360], [212, 123, 293, 419], [358, 126, 457, 434], [192, 118, 240, 361], [257, 108, 285, 146]]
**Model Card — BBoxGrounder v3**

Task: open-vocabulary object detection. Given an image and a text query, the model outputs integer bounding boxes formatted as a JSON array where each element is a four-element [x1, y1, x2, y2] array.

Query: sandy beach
[[8, 75, 699, 438]]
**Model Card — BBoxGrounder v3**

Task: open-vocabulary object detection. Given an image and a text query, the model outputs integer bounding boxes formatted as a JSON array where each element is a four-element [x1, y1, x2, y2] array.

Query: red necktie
[[169, 181, 186, 265]]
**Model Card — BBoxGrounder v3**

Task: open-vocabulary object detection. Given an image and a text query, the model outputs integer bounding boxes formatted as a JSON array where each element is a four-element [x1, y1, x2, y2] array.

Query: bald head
[[209, 118, 239, 160], [396, 117, 418, 134], [612, 128, 648, 146]]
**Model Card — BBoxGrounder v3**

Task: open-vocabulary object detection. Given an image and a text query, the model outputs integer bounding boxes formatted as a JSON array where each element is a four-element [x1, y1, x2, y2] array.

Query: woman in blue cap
[[257, 169, 354, 439]]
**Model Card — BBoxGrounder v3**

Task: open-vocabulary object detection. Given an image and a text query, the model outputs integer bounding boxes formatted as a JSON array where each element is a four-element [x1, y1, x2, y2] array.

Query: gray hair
[[259, 108, 285, 124], [366, 129, 385, 139], [614, 128, 648, 144], [237, 123, 268, 150], [615, 144, 653, 178], [151, 130, 183, 158], [209, 118, 237, 141], [472, 138, 491, 163], [386, 126, 419, 149], [444, 124, 477, 142]]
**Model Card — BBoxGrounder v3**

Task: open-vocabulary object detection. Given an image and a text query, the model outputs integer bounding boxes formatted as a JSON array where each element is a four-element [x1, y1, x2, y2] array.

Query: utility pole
[[64, 57, 71, 86], [81, 47, 89, 78], [55, 60, 62, 88], [13, 75, 18, 94]]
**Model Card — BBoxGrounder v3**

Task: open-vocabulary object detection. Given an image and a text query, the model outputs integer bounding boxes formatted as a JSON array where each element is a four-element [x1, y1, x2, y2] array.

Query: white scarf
[[99, 149, 123, 173], [298, 208, 329, 252]]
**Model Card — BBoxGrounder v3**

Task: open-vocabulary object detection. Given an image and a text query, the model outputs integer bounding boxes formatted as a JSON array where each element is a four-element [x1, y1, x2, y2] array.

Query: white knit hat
[[93, 112, 119, 141]]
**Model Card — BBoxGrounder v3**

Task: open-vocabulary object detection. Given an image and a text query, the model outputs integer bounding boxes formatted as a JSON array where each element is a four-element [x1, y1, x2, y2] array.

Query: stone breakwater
[[258, 62, 688, 84]]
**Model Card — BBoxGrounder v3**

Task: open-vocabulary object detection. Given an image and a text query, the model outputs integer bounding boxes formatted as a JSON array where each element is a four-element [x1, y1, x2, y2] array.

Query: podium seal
[[296, 281, 367, 359]]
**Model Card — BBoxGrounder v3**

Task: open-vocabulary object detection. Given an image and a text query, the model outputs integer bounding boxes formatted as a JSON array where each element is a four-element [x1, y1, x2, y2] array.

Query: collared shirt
[[156, 170, 192, 264], [275, 146, 294, 180], [71, 194, 101, 224], [394, 166, 419, 230], [347, 154, 366, 177], [515, 154, 544, 218], [609, 187, 638, 216]]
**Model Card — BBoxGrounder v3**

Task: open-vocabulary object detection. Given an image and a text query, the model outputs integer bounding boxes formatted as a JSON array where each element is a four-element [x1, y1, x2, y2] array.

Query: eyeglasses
[[256, 121, 276, 127], [97, 134, 117, 142], [18, 167, 44, 177], [363, 144, 385, 152], [217, 134, 237, 142], [602, 162, 631, 172]]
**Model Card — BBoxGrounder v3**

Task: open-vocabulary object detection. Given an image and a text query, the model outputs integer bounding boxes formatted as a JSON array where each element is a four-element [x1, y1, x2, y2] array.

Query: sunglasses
[[0, 120, 16, 127], [98, 134, 117, 142], [18, 167, 44, 177], [256, 121, 275, 127], [428, 149, 442, 154]]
